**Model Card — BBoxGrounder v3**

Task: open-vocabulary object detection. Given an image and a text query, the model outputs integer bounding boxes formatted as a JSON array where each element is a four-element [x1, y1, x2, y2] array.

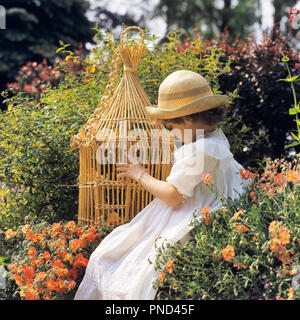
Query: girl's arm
[[116, 160, 184, 207], [138, 172, 185, 207]]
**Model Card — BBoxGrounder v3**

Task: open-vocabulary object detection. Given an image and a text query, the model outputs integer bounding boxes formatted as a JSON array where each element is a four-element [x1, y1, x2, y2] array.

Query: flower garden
[[0, 8, 300, 300]]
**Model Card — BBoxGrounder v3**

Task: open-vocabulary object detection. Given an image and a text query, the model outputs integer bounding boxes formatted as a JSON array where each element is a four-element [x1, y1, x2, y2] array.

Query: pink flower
[[202, 173, 213, 184]]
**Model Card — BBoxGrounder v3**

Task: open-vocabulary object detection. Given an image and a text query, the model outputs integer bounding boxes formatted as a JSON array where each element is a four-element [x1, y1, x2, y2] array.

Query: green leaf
[[277, 75, 299, 82], [285, 141, 300, 148], [289, 108, 297, 115], [56, 47, 65, 54], [290, 131, 300, 141]]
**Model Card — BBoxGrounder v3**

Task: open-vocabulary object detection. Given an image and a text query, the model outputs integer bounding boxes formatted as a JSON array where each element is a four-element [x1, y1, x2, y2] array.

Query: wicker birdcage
[[70, 26, 175, 227]]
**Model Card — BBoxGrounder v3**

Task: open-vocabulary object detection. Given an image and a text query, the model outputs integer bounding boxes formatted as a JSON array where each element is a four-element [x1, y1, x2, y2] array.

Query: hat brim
[[145, 94, 230, 120]]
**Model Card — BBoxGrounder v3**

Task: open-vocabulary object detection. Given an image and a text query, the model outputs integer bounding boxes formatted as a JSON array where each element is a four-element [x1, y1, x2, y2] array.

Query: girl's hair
[[161, 103, 228, 127]]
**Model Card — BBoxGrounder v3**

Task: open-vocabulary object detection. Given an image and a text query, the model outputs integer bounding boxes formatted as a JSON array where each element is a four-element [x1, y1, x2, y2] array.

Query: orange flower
[[38, 258, 45, 266], [269, 238, 286, 255], [73, 254, 89, 268], [28, 246, 37, 258], [70, 239, 81, 253], [286, 170, 298, 183], [75, 227, 83, 237], [269, 221, 280, 236], [278, 252, 292, 265], [63, 254, 73, 264], [36, 272, 47, 282], [55, 268, 69, 277], [56, 237, 66, 248], [46, 279, 57, 291], [250, 190, 257, 201], [51, 258, 65, 269], [43, 251, 51, 261], [68, 268, 78, 280], [65, 221, 76, 233], [233, 263, 247, 269], [12, 274, 23, 286], [288, 288, 294, 300], [66, 279, 76, 290], [222, 245, 235, 262], [30, 259, 37, 270], [234, 223, 249, 233], [202, 173, 213, 184], [201, 206, 211, 216], [51, 223, 62, 238], [204, 213, 213, 225], [22, 265, 35, 284], [274, 173, 286, 188], [165, 260, 174, 274], [8, 263, 18, 273], [25, 229, 38, 242], [201, 206, 213, 224], [5, 229, 17, 240], [20, 285, 40, 300], [240, 169, 254, 180], [43, 291, 52, 300], [21, 224, 30, 234], [159, 271, 165, 282], [278, 229, 290, 245]]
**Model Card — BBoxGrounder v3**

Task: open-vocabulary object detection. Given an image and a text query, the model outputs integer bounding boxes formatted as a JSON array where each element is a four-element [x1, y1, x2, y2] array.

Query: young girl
[[74, 70, 252, 300]]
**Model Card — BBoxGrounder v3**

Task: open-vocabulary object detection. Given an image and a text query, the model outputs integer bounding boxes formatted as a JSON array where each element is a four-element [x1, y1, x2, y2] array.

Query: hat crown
[[145, 69, 229, 120], [159, 70, 209, 95]]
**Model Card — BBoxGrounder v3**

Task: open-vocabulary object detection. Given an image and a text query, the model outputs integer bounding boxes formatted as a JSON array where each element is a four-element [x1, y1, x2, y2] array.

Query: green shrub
[[178, 26, 300, 167], [0, 26, 258, 229], [153, 158, 300, 300]]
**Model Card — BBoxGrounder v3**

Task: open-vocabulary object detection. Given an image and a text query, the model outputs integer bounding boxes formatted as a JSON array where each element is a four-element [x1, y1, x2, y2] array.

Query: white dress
[[74, 127, 252, 300]]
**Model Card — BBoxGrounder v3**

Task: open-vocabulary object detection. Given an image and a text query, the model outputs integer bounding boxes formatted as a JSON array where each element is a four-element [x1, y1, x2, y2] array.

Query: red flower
[[22, 265, 35, 284], [240, 169, 254, 180], [73, 254, 89, 268]]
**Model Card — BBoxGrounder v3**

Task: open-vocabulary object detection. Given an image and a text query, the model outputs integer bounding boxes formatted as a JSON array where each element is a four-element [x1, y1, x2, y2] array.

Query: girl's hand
[[116, 154, 149, 182]]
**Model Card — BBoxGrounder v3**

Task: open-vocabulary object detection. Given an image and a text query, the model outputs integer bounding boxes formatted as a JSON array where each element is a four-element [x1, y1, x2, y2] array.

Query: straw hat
[[146, 70, 230, 119]]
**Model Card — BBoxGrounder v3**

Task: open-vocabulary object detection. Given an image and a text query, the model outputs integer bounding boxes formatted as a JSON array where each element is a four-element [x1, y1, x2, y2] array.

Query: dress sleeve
[[166, 137, 233, 199]]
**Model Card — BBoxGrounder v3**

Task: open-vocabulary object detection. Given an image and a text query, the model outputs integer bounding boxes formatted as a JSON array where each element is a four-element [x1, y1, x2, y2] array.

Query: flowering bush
[[5, 44, 87, 102], [0, 218, 113, 300], [277, 8, 300, 150], [153, 158, 300, 300], [177, 24, 300, 165]]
